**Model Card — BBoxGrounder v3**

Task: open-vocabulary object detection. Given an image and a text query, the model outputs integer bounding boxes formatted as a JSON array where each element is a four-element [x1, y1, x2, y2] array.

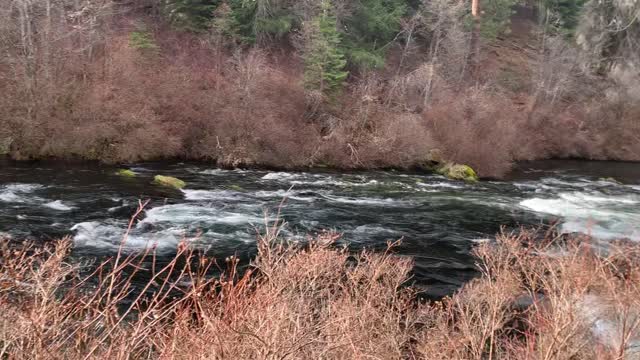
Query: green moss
[[436, 163, 479, 183], [153, 175, 186, 189], [116, 169, 137, 178], [228, 184, 244, 191]]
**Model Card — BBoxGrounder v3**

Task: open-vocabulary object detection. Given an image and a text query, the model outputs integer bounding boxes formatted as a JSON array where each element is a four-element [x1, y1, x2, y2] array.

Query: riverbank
[[2, 3, 639, 179], [1, 227, 638, 359]]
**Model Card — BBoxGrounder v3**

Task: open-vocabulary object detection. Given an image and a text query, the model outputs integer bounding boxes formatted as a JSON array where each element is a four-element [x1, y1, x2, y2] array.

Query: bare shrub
[[2, 206, 640, 359], [425, 87, 520, 178], [0, 209, 425, 359], [419, 229, 640, 359], [315, 75, 436, 168], [190, 49, 316, 168], [581, 92, 640, 162]]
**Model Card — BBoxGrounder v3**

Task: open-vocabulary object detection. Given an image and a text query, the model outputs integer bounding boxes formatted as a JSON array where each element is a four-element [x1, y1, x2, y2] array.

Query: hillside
[[0, 0, 638, 177]]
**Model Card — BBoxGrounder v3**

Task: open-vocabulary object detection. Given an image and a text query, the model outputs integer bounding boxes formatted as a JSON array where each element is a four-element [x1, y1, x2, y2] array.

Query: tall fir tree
[[343, 0, 406, 69], [303, 0, 349, 97]]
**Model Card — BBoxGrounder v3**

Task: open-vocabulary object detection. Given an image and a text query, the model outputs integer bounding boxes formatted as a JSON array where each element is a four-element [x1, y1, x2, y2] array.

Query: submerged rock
[[116, 169, 137, 178], [435, 163, 479, 182], [153, 175, 186, 189], [599, 177, 621, 184]]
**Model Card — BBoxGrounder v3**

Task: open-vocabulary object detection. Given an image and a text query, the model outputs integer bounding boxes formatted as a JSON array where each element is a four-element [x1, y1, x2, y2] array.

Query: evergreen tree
[[478, 0, 518, 39], [541, 0, 588, 36], [303, 0, 349, 96], [343, 0, 407, 69], [226, 0, 295, 44], [162, 0, 218, 31]]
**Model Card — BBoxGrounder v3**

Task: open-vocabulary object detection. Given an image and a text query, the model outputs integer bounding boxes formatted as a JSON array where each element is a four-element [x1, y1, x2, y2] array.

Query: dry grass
[[1, 211, 640, 359]]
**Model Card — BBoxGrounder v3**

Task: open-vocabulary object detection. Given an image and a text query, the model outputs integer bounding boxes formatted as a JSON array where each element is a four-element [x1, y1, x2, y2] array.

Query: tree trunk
[[469, 0, 481, 81]]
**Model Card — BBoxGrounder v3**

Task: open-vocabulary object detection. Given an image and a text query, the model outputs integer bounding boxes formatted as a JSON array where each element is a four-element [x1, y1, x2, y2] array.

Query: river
[[1, 158, 639, 297]]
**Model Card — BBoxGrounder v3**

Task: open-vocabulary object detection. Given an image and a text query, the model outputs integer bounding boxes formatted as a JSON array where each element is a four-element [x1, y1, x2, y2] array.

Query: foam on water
[[72, 203, 262, 251], [0, 192, 23, 203], [44, 200, 75, 211], [559, 192, 639, 205], [253, 189, 317, 202], [520, 194, 637, 219], [253, 189, 294, 198], [108, 202, 128, 213], [140, 204, 263, 226], [0, 184, 44, 203], [195, 169, 226, 175], [513, 182, 554, 192], [261, 172, 303, 181], [416, 181, 464, 189], [182, 189, 241, 201], [321, 194, 407, 206], [290, 179, 381, 187], [71, 221, 182, 252], [352, 224, 399, 235], [520, 190, 640, 241]]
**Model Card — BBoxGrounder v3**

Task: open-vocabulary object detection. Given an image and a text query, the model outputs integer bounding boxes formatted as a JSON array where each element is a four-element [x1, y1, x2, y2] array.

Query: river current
[[1, 159, 639, 296]]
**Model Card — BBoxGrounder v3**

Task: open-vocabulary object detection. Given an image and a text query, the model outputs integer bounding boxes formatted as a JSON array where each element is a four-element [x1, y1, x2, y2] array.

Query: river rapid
[[1, 159, 640, 297]]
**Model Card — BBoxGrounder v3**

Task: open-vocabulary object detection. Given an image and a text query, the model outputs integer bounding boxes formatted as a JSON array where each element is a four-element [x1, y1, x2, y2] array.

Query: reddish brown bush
[[2, 6, 639, 176], [1, 217, 640, 359], [424, 88, 520, 178]]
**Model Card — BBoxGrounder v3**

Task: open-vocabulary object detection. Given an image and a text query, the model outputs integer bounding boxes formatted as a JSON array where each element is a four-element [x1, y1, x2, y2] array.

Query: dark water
[[1, 158, 640, 297]]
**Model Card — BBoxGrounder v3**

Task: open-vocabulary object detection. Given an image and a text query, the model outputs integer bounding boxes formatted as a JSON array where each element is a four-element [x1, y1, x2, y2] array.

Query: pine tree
[[162, 0, 218, 31], [224, 0, 295, 44], [303, 0, 349, 96], [541, 0, 588, 35], [343, 0, 406, 69]]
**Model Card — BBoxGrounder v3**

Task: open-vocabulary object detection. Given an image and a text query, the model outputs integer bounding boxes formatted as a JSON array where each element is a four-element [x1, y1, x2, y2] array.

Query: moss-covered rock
[[116, 169, 137, 178], [599, 177, 621, 184], [153, 175, 186, 189], [228, 184, 244, 191], [436, 163, 478, 182]]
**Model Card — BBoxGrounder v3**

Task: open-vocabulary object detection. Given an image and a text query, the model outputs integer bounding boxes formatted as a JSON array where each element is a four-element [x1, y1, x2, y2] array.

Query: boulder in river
[[435, 163, 478, 182], [153, 175, 186, 189], [228, 184, 244, 191], [116, 169, 137, 178], [599, 177, 621, 184]]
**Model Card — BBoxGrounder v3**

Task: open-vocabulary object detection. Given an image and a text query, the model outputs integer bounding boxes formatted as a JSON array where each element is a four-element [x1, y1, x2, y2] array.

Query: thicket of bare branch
[[1, 219, 639, 359]]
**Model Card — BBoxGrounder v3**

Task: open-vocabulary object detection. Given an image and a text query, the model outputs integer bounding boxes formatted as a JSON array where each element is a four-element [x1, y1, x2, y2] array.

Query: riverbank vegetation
[[1, 222, 639, 359], [1, 0, 639, 177]]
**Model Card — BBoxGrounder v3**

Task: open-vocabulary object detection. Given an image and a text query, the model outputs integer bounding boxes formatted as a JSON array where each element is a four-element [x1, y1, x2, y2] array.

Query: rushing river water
[[1, 158, 640, 296]]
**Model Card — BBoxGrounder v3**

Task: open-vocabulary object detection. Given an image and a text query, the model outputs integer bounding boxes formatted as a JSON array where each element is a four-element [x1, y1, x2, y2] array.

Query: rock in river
[[153, 175, 186, 189]]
